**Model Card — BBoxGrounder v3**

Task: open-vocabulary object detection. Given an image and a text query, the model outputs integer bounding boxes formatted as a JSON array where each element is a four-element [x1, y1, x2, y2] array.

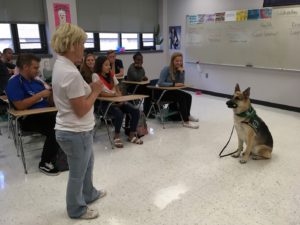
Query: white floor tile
[[0, 93, 300, 225]]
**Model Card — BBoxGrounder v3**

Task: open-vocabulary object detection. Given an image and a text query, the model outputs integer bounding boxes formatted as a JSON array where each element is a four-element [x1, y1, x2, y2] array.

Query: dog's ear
[[235, 83, 240, 92], [243, 87, 250, 99]]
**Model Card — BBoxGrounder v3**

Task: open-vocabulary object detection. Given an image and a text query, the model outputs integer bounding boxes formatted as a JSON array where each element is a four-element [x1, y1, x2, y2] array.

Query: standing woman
[[157, 52, 199, 129], [51, 24, 106, 220], [80, 53, 96, 83]]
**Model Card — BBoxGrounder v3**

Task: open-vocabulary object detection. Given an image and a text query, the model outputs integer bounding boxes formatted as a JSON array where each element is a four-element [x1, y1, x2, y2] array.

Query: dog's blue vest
[[236, 106, 262, 133]]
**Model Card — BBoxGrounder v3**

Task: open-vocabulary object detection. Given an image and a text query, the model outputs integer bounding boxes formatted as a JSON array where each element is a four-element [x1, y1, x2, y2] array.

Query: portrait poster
[[53, 3, 71, 28], [169, 26, 181, 50]]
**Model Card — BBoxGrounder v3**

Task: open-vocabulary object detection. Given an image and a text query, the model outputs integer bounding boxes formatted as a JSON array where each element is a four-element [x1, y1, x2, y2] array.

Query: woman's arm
[[115, 85, 122, 96], [100, 92, 116, 97], [157, 67, 173, 87], [69, 81, 103, 118]]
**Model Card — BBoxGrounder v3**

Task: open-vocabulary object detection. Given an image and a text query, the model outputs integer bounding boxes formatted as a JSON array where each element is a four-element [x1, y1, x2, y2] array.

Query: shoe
[[189, 115, 199, 122], [89, 189, 107, 204], [79, 207, 99, 220], [39, 162, 60, 176], [183, 122, 199, 129], [98, 189, 107, 199]]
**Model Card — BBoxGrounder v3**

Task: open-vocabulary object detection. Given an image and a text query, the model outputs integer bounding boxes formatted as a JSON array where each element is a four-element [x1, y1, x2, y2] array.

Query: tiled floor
[[0, 93, 300, 225]]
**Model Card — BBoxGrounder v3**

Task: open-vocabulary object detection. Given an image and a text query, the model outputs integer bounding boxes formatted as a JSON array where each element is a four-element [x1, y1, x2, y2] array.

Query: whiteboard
[[185, 7, 300, 71]]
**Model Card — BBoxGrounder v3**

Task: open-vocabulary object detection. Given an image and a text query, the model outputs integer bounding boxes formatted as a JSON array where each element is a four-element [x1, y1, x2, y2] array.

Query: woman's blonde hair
[[51, 23, 87, 55], [169, 52, 183, 81]]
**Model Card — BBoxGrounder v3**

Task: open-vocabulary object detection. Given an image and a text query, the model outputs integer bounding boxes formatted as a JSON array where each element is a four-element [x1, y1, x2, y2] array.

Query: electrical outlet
[[205, 73, 209, 78]]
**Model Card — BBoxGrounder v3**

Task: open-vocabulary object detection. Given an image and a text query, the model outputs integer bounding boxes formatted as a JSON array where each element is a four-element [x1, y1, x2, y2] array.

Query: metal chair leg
[[17, 121, 27, 174], [104, 118, 114, 149]]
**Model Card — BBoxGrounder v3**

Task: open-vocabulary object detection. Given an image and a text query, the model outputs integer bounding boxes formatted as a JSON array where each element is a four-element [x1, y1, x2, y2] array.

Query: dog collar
[[236, 106, 262, 133], [236, 106, 256, 118]]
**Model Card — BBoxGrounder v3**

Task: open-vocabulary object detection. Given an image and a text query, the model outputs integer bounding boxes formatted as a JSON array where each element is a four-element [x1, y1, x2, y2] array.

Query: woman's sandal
[[114, 138, 124, 148], [128, 136, 143, 145]]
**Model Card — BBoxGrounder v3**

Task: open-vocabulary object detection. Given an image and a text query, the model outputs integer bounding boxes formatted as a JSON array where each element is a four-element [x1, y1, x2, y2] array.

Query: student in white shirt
[[51, 23, 106, 220]]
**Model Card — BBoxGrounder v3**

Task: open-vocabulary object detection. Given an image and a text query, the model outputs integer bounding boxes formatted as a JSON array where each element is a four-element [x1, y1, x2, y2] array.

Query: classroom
[[0, 0, 300, 224]]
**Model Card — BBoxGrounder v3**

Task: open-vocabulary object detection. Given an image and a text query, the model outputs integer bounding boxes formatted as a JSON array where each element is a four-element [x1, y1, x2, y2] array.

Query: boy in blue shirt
[[6, 54, 60, 175]]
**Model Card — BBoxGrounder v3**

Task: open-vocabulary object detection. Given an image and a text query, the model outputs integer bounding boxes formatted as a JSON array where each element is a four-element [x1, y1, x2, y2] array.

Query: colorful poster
[[169, 26, 181, 50], [187, 15, 199, 25], [248, 9, 260, 20], [215, 12, 225, 22], [225, 10, 237, 21], [198, 14, 206, 24], [53, 3, 71, 28], [204, 14, 216, 23], [236, 10, 248, 21], [260, 8, 272, 19]]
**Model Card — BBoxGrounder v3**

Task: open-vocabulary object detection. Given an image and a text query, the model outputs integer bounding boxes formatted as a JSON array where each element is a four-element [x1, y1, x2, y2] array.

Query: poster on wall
[[53, 3, 71, 28], [225, 11, 237, 22], [169, 26, 181, 50]]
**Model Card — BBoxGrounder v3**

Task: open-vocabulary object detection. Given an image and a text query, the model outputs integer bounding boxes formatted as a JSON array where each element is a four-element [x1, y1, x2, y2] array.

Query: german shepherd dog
[[226, 84, 273, 164]]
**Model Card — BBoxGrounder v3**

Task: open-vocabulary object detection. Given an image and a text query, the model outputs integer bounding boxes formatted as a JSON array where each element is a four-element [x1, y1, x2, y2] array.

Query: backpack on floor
[[136, 111, 148, 137]]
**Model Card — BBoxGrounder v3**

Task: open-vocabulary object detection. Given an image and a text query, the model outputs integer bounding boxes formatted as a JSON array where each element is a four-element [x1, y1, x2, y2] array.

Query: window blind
[[76, 0, 158, 32], [0, 0, 45, 23]]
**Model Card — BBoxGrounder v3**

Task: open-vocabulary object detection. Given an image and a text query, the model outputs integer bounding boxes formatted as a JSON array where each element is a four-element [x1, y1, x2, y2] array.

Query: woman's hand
[[175, 83, 184, 87], [177, 67, 185, 73], [90, 81, 103, 94]]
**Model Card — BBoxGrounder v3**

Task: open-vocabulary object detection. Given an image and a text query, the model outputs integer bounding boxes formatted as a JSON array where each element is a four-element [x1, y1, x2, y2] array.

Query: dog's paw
[[231, 153, 240, 158], [239, 159, 247, 164]]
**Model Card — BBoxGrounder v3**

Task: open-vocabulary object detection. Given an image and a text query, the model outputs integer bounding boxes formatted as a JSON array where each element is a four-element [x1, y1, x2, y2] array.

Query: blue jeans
[[102, 102, 140, 133], [55, 130, 99, 218]]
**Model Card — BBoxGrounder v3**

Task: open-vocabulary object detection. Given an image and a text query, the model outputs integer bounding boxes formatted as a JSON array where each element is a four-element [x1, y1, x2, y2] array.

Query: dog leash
[[219, 126, 238, 158]]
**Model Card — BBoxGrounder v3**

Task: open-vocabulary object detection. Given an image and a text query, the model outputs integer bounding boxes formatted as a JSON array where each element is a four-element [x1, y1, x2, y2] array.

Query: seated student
[[127, 52, 152, 115], [0, 58, 10, 95], [107, 50, 124, 79], [92, 56, 143, 148], [157, 52, 199, 129], [5, 53, 60, 175], [80, 53, 96, 83], [2, 48, 16, 76]]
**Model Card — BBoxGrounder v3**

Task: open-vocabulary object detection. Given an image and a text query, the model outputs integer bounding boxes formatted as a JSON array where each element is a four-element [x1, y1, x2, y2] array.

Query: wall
[[39, 0, 167, 81], [166, 0, 300, 108]]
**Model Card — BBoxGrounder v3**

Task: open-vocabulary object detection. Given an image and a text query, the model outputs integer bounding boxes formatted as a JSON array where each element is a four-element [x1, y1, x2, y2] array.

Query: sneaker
[[183, 122, 199, 129], [98, 189, 107, 199], [88, 189, 107, 204], [189, 115, 199, 122], [79, 207, 99, 220], [39, 162, 60, 176]]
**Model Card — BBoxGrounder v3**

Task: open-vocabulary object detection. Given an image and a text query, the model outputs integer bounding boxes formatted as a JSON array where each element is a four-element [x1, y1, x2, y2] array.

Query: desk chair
[[147, 81, 184, 129], [0, 95, 9, 135], [94, 100, 114, 149], [8, 105, 56, 174]]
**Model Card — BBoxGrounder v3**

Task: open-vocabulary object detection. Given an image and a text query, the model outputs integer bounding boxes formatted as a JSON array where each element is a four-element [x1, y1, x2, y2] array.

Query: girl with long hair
[[157, 52, 199, 129]]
